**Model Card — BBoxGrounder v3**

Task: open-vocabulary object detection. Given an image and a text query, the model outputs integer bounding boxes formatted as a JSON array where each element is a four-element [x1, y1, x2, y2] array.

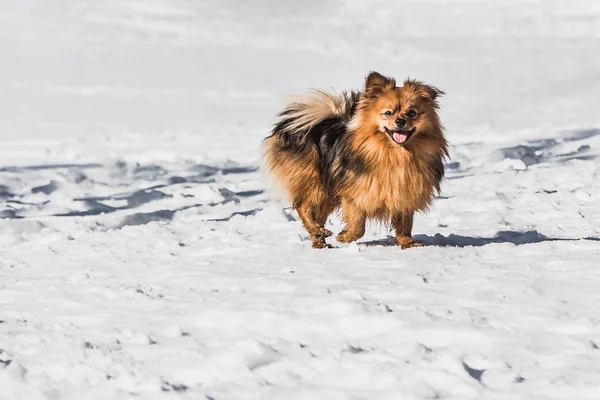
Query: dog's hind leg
[[296, 201, 333, 248], [313, 202, 334, 238]]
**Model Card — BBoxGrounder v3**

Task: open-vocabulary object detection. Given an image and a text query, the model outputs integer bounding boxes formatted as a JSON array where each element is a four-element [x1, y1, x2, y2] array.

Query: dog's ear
[[404, 79, 444, 103], [365, 72, 396, 96], [421, 84, 444, 102]]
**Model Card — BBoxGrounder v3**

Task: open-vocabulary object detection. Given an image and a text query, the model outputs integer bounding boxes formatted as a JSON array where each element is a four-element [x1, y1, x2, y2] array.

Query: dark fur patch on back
[[266, 94, 361, 178], [270, 117, 308, 149], [312, 118, 346, 167], [324, 135, 370, 194], [266, 91, 359, 151]]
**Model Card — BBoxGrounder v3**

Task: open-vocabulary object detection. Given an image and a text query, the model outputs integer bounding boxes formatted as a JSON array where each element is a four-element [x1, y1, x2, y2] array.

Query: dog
[[263, 72, 448, 248]]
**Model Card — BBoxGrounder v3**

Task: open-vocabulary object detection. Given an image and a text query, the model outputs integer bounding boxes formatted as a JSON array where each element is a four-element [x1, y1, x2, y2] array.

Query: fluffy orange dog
[[263, 72, 448, 248]]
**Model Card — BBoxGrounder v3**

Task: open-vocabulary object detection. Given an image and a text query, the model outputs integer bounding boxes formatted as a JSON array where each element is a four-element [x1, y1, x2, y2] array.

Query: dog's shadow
[[358, 230, 600, 248]]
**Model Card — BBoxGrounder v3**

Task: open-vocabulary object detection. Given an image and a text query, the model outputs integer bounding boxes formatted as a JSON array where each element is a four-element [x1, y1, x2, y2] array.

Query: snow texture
[[1, 1, 600, 399]]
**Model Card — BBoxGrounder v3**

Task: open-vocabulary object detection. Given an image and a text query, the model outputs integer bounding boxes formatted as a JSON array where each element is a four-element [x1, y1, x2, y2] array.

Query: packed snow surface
[[1, 1, 599, 399]]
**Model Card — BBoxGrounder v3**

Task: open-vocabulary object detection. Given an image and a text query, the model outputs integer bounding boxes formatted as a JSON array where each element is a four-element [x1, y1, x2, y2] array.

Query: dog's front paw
[[396, 236, 425, 249], [336, 230, 362, 243], [316, 228, 333, 238], [312, 238, 333, 249]]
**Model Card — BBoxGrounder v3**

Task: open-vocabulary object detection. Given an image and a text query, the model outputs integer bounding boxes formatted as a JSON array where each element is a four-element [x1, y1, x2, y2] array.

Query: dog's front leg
[[392, 211, 425, 249], [337, 199, 366, 243]]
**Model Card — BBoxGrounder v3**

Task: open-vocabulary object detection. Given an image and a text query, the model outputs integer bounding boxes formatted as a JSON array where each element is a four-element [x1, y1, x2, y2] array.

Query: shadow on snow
[[359, 230, 599, 248]]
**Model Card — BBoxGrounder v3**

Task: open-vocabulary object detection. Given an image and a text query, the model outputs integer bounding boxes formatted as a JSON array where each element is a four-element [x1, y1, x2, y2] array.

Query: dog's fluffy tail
[[275, 90, 359, 134], [262, 90, 359, 204]]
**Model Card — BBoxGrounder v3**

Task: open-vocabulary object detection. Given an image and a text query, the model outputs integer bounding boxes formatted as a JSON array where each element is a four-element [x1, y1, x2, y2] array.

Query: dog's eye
[[407, 110, 417, 118], [383, 111, 393, 118]]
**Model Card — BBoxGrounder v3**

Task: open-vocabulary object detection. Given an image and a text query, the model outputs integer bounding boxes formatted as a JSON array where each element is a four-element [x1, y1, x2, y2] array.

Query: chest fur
[[341, 149, 437, 216]]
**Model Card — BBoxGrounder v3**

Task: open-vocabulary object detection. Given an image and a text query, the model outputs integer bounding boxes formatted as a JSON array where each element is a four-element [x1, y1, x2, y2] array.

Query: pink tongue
[[393, 132, 408, 143]]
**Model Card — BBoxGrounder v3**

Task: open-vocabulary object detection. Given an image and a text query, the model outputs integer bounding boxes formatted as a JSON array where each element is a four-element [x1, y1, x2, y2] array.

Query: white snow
[[1, 1, 600, 399]]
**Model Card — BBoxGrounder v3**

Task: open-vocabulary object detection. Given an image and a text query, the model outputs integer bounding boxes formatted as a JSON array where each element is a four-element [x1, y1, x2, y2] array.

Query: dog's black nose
[[395, 118, 407, 128]]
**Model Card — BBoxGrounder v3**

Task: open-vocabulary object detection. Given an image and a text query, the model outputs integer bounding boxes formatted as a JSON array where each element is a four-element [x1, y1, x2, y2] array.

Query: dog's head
[[359, 72, 444, 146]]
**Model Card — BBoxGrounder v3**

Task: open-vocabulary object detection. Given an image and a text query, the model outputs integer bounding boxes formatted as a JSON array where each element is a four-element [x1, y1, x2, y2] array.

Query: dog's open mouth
[[385, 127, 416, 144]]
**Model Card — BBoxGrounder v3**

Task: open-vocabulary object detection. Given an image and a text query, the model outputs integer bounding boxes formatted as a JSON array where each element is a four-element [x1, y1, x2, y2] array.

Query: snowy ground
[[1, 1, 600, 399]]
